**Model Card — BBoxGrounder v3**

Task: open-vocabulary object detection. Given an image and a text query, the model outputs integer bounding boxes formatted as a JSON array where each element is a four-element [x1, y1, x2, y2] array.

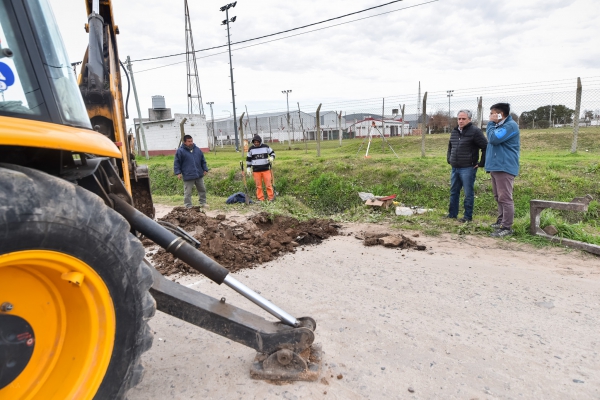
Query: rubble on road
[[355, 231, 426, 250], [147, 207, 340, 276]]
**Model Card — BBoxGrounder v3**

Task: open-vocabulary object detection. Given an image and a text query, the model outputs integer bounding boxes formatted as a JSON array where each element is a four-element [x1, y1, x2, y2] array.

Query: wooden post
[[400, 104, 405, 138], [571, 77, 582, 154], [245, 105, 253, 138], [177, 117, 188, 148], [268, 117, 272, 143], [338, 111, 343, 147], [298, 102, 307, 154], [477, 97, 483, 129], [239, 112, 245, 159], [316, 104, 322, 157], [420, 92, 428, 158], [135, 126, 141, 156], [381, 98, 385, 151]]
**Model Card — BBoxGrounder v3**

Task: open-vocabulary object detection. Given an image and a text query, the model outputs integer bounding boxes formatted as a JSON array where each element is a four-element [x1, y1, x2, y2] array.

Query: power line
[[130, 0, 414, 63], [135, 0, 439, 73], [227, 76, 600, 115]]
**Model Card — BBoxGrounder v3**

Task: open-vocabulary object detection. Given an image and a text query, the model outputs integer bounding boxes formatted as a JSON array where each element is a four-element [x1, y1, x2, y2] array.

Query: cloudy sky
[[49, 0, 599, 122]]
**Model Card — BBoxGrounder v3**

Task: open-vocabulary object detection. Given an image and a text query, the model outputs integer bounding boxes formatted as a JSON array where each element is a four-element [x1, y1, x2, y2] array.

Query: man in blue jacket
[[174, 135, 209, 208], [484, 103, 520, 237]]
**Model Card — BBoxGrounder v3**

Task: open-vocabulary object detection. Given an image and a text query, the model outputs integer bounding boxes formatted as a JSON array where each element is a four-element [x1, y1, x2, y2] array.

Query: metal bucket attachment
[[250, 343, 322, 381]]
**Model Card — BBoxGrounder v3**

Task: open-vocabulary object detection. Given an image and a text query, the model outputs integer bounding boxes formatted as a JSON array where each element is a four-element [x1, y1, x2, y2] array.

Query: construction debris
[[356, 232, 427, 250]]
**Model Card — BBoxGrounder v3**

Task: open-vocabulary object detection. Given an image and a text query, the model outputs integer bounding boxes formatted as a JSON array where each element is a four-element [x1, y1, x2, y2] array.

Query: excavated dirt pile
[[148, 207, 340, 276]]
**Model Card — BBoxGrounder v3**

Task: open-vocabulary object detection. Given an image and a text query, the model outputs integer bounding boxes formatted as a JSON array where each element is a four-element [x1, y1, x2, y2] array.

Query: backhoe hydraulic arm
[[109, 194, 321, 380]]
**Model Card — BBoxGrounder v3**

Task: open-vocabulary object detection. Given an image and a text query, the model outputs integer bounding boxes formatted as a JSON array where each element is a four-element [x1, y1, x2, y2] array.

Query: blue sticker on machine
[[0, 62, 16, 89]]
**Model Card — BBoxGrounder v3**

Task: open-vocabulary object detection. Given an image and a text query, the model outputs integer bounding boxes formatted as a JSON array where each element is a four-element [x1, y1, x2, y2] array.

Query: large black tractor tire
[[0, 163, 155, 399]]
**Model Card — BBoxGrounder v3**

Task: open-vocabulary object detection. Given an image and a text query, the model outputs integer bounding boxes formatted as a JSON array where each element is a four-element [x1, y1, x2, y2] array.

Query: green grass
[[146, 127, 600, 247]]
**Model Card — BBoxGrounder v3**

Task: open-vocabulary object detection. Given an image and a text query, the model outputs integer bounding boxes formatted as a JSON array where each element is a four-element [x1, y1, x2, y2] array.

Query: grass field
[[146, 127, 600, 247]]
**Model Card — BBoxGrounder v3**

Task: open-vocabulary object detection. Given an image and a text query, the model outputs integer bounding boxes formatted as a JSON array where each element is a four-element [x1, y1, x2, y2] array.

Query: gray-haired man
[[446, 110, 488, 222]]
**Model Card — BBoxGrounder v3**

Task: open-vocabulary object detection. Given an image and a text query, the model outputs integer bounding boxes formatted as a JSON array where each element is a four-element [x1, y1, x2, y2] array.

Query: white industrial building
[[133, 96, 208, 155]]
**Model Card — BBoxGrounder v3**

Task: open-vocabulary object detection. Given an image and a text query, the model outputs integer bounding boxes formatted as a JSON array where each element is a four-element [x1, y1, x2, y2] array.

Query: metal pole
[[225, 9, 239, 151], [126, 56, 149, 160], [223, 275, 298, 327]]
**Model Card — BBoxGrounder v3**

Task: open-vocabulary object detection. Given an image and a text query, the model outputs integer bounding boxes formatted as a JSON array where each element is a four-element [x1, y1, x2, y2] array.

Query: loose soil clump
[[356, 232, 427, 250], [148, 208, 340, 276]]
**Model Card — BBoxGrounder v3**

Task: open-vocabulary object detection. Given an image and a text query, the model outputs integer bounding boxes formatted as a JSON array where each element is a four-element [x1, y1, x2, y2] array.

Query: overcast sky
[[49, 0, 599, 122]]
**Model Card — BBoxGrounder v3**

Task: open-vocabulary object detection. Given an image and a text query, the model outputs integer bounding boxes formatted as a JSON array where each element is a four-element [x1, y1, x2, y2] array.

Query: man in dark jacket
[[446, 110, 488, 222], [246, 134, 275, 201], [174, 135, 209, 208]]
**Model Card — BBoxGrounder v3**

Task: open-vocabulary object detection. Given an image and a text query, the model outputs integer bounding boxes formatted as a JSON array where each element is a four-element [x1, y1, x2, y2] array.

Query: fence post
[[400, 104, 405, 137], [126, 56, 149, 160], [571, 77, 582, 154], [338, 111, 343, 147], [298, 102, 307, 154], [268, 117, 272, 143], [239, 112, 245, 159], [420, 92, 428, 158], [381, 98, 385, 151], [316, 104, 322, 157], [477, 97, 483, 129]]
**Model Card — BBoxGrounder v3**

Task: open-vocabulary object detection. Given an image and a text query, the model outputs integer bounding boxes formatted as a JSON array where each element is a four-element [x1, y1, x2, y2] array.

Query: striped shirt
[[246, 144, 275, 172]]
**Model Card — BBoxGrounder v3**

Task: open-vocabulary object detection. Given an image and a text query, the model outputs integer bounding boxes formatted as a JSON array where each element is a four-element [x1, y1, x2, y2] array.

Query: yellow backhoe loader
[[0, 1, 319, 399]]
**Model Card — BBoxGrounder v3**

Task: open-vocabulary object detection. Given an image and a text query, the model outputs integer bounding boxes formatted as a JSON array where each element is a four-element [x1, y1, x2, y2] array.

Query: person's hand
[[246, 167, 252, 175], [473, 165, 479, 169], [204, 170, 208, 176], [177, 174, 182, 180], [268, 156, 274, 164]]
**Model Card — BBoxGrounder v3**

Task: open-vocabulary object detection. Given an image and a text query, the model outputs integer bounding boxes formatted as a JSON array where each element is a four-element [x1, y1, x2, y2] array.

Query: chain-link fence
[[207, 76, 600, 147]]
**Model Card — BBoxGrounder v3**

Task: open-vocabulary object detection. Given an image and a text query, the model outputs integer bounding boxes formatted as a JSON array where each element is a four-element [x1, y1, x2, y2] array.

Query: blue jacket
[[173, 144, 208, 181], [484, 115, 520, 176]]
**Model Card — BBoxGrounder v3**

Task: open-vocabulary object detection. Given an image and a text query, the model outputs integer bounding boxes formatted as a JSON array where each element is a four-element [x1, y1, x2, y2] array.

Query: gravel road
[[129, 221, 600, 399]]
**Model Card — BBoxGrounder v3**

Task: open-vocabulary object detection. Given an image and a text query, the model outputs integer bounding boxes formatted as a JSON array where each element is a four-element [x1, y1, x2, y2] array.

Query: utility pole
[[282, 90, 292, 149], [220, 2, 239, 151], [126, 56, 148, 160], [206, 102, 215, 153], [447, 90, 454, 133]]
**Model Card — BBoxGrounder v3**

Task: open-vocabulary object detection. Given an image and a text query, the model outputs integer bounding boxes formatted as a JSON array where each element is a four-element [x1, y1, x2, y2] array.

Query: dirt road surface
[[129, 215, 600, 399]]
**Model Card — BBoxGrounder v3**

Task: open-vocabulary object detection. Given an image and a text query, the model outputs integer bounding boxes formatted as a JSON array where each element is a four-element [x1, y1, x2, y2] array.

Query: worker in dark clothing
[[174, 134, 209, 208], [246, 134, 275, 201], [446, 109, 488, 222]]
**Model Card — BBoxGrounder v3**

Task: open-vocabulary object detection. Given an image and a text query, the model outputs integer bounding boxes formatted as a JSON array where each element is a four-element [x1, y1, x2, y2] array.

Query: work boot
[[490, 227, 513, 238], [443, 214, 457, 219], [458, 217, 471, 223]]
